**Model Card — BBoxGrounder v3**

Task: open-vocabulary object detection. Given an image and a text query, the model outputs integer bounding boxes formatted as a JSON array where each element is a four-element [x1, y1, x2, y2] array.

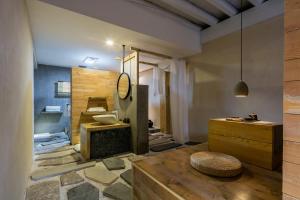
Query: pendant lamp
[[234, 0, 249, 97]]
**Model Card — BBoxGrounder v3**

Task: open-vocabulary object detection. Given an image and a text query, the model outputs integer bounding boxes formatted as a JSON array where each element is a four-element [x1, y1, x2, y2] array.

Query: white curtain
[[154, 59, 189, 144], [153, 66, 165, 96]]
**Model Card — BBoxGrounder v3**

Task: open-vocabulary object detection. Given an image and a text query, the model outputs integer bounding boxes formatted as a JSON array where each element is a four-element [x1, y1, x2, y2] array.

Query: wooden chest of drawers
[[208, 119, 283, 170]]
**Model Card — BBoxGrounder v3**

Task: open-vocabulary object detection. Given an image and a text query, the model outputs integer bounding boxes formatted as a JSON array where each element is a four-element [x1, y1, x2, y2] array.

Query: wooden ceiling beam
[[205, 0, 238, 16], [247, 0, 265, 6], [148, 0, 219, 26]]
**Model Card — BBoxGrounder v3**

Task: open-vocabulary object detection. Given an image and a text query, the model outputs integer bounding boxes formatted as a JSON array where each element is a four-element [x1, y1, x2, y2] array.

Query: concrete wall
[[139, 69, 160, 127], [34, 65, 70, 134], [0, 0, 34, 199], [187, 16, 283, 142]]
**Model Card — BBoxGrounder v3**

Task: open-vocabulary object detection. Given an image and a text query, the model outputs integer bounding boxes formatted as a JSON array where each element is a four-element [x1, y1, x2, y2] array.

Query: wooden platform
[[132, 144, 282, 200]]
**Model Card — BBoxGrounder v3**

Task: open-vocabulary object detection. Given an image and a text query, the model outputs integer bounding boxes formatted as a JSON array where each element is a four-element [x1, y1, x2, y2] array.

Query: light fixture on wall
[[234, 0, 249, 97]]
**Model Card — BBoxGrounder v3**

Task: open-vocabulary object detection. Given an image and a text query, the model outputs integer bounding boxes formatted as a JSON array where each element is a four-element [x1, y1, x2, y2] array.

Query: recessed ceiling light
[[106, 39, 114, 46], [83, 57, 99, 65]]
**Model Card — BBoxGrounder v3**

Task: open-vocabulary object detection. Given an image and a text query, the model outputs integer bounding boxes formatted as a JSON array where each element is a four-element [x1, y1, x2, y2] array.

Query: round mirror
[[117, 73, 131, 99]]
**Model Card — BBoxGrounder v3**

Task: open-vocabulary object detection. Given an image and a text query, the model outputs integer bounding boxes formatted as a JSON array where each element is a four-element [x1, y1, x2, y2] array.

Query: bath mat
[[150, 142, 182, 152]]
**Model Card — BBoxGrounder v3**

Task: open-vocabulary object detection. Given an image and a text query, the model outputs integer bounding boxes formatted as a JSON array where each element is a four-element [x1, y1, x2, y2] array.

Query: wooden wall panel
[[284, 81, 300, 114], [285, 30, 300, 60], [284, 141, 300, 164], [284, 114, 300, 142], [283, 161, 300, 199], [71, 67, 119, 144], [284, 1, 300, 199], [285, 0, 300, 33], [285, 60, 300, 81], [284, 194, 299, 200]]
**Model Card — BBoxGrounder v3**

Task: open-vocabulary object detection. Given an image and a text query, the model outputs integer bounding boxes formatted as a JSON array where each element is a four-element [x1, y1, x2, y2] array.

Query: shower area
[[33, 65, 71, 152]]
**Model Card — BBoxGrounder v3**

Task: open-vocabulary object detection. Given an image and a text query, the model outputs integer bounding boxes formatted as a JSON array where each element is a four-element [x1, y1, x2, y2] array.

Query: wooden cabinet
[[80, 123, 131, 160], [208, 119, 283, 170], [90, 127, 131, 159]]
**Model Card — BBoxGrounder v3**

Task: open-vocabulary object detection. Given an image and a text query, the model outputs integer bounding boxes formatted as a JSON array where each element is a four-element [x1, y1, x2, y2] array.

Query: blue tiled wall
[[34, 65, 71, 134]]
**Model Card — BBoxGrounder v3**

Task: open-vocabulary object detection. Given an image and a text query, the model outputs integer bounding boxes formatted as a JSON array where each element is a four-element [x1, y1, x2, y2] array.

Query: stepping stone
[[120, 169, 132, 186], [35, 149, 76, 160], [103, 157, 125, 170], [34, 143, 72, 154], [150, 142, 182, 152], [38, 154, 81, 166], [149, 132, 164, 136], [161, 134, 173, 139], [149, 137, 172, 146], [31, 161, 96, 180], [84, 166, 118, 185], [128, 155, 146, 162], [26, 181, 59, 200], [60, 171, 84, 186], [148, 127, 161, 134], [67, 182, 99, 200], [103, 182, 132, 200], [149, 135, 159, 141]]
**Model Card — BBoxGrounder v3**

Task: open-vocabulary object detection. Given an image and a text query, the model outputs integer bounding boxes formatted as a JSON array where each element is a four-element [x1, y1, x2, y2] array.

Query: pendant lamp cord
[[240, 0, 243, 81], [122, 44, 125, 73]]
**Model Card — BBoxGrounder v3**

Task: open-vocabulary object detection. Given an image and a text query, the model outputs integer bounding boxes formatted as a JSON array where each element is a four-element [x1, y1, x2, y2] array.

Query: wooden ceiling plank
[[205, 0, 238, 16]]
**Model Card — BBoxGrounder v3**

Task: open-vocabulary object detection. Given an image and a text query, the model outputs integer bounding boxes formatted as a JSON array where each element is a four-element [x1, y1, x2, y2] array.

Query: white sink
[[93, 114, 118, 125]]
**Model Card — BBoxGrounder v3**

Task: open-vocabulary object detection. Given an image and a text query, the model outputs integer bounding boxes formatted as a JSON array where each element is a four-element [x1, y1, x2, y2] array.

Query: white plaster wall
[[139, 69, 161, 128], [187, 16, 283, 142], [0, 0, 34, 199]]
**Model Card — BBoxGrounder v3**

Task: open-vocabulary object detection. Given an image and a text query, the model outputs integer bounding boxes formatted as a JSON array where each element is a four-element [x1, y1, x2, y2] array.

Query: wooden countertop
[[133, 144, 282, 200], [212, 118, 282, 126], [81, 122, 130, 132]]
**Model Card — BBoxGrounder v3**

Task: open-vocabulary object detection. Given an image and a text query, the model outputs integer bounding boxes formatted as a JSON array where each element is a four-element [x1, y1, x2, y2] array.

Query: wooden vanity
[[132, 144, 282, 200], [80, 122, 131, 160]]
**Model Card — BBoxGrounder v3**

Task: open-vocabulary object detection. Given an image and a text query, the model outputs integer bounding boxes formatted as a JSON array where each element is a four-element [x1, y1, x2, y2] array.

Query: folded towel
[[87, 107, 106, 112], [45, 106, 61, 112]]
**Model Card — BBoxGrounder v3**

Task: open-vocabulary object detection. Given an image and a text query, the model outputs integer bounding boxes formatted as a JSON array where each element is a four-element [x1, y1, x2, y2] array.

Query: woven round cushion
[[190, 151, 242, 177]]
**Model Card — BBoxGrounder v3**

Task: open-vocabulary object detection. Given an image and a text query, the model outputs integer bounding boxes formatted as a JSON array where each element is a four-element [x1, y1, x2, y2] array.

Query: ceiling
[[27, 0, 180, 71], [142, 0, 264, 28], [27, 0, 269, 72]]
